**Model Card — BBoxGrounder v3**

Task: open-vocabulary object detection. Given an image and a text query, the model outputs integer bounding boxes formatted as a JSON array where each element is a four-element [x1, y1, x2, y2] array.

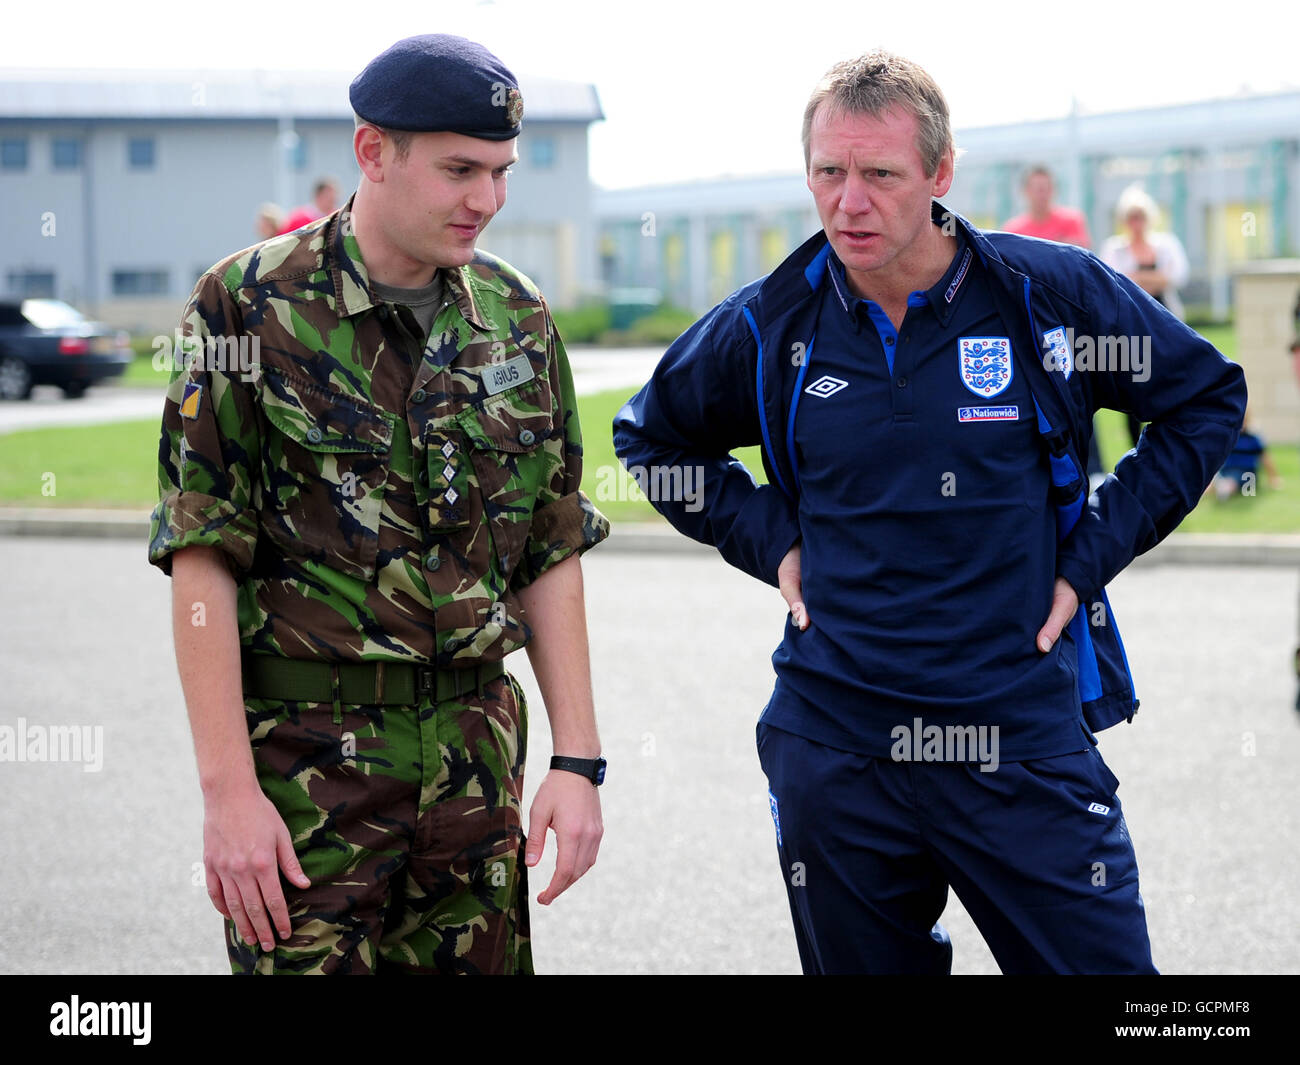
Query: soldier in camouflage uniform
[[149, 34, 609, 974]]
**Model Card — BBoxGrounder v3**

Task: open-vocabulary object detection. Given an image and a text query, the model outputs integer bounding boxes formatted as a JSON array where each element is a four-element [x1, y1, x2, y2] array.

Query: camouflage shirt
[[149, 196, 610, 665]]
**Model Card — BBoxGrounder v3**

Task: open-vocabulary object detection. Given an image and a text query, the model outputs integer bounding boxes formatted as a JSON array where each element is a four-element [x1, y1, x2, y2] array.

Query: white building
[[0, 68, 603, 332], [597, 90, 1300, 318]]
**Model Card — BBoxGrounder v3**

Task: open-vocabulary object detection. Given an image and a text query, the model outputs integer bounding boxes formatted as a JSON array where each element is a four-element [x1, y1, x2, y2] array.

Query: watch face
[[594, 758, 607, 785]]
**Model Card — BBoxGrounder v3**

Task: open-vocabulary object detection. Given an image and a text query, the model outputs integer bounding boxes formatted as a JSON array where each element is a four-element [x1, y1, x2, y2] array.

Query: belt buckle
[[416, 666, 436, 700]]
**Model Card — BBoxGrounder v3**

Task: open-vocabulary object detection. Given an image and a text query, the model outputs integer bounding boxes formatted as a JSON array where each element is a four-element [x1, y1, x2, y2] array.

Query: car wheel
[[0, 355, 33, 400], [60, 380, 89, 399]]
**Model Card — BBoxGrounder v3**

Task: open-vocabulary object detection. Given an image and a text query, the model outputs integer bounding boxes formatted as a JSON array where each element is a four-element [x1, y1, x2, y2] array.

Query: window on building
[[759, 227, 787, 272], [1, 138, 28, 170], [52, 138, 83, 169], [127, 137, 155, 169], [6, 270, 55, 298], [111, 269, 169, 296], [529, 137, 556, 169]]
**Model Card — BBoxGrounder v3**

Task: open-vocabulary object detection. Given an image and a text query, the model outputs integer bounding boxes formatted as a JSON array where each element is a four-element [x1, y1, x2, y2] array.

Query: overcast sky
[[5, 0, 1295, 189]]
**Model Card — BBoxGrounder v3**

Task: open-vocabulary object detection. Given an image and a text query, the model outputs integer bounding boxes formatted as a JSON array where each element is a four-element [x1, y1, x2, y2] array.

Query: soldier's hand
[[778, 542, 809, 630], [203, 783, 311, 952], [525, 769, 603, 906], [1036, 577, 1080, 653]]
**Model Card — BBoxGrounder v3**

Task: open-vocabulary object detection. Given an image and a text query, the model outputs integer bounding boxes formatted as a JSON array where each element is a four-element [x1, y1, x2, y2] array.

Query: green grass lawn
[[1091, 407, 1300, 533], [578, 387, 767, 524], [122, 354, 174, 388], [0, 391, 765, 519], [5, 327, 1296, 536], [0, 419, 159, 507]]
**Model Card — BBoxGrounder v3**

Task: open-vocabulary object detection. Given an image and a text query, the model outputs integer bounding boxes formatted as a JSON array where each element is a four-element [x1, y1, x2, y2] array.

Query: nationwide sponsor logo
[[804, 375, 848, 398], [945, 247, 973, 303], [958, 405, 1019, 422], [958, 336, 1012, 397]]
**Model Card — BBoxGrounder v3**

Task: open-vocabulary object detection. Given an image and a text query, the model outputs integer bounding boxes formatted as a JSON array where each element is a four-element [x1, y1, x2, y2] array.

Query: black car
[[0, 299, 132, 400]]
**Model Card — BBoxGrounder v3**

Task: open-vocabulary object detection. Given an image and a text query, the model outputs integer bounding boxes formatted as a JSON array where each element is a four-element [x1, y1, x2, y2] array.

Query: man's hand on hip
[[1036, 577, 1080, 653], [203, 781, 312, 952], [779, 543, 809, 630], [525, 769, 603, 906]]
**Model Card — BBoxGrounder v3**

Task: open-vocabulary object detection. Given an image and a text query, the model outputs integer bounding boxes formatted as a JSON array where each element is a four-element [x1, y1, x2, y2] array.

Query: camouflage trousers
[[226, 670, 532, 974]]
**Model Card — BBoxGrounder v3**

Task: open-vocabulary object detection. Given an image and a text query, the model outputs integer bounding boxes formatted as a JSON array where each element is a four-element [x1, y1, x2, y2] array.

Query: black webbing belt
[[241, 654, 505, 706]]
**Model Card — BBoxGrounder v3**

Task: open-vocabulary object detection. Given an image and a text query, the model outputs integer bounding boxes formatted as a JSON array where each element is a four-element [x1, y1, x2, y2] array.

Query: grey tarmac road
[[0, 537, 1297, 976]]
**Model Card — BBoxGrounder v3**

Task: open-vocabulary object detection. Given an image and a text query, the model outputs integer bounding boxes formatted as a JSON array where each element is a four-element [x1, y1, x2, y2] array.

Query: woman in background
[[1100, 185, 1190, 447]]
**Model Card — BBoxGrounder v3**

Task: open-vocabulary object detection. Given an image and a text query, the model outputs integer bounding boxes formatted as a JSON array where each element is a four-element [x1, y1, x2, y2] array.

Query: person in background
[[1004, 167, 1104, 483], [255, 202, 284, 241], [277, 177, 339, 234], [1100, 186, 1191, 448], [1209, 406, 1279, 500], [1002, 165, 1092, 248]]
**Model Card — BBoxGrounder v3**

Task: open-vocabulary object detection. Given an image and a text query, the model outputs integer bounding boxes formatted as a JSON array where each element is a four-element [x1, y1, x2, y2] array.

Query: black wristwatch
[[550, 755, 606, 786]]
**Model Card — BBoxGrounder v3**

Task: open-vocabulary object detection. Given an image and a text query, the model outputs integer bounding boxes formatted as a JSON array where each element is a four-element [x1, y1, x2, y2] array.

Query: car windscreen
[[21, 299, 88, 330]]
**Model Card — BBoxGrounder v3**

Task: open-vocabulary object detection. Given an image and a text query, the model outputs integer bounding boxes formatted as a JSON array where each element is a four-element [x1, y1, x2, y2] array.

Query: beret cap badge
[[506, 88, 524, 127]]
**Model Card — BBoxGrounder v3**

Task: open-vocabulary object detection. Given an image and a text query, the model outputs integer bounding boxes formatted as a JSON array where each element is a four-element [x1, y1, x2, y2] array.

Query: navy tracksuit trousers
[[757, 721, 1158, 974]]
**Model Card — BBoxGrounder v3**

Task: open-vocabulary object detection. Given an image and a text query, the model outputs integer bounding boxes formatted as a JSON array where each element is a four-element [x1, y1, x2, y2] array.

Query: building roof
[[597, 172, 812, 218], [0, 68, 603, 123], [954, 89, 1300, 156], [594, 88, 1300, 208]]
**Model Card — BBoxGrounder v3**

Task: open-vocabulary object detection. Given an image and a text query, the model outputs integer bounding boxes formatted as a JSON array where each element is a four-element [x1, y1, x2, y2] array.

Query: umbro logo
[[805, 375, 848, 398]]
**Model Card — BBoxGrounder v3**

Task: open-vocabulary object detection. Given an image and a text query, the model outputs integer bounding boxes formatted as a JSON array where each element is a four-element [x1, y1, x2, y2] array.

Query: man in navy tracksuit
[[612, 51, 1246, 974]]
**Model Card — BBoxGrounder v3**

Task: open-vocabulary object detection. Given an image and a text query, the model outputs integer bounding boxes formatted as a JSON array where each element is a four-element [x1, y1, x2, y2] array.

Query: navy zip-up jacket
[[612, 202, 1247, 735]]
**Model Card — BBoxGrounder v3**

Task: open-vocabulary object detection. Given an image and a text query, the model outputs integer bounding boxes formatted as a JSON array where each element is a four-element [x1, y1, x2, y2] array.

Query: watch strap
[[550, 755, 606, 785]]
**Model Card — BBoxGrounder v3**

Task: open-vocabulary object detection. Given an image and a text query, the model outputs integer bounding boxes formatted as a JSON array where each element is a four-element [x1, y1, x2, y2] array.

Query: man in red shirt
[[277, 177, 340, 234], [1002, 165, 1091, 248]]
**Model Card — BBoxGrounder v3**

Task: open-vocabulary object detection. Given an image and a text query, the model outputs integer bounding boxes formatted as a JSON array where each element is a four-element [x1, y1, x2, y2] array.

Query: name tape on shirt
[[482, 354, 536, 396], [958, 405, 1019, 422]]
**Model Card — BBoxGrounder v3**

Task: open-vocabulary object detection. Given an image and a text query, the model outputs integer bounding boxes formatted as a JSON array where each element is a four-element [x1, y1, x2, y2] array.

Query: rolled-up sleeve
[[147, 271, 262, 579], [511, 302, 609, 590]]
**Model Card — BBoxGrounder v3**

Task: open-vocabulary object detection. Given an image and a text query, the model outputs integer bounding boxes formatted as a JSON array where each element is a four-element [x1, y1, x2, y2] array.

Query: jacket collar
[[748, 200, 1012, 325]]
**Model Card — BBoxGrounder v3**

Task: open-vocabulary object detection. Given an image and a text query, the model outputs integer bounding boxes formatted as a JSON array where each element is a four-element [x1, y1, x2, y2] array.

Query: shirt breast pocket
[[455, 375, 555, 579], [948, 411, 1049, 515], [257, 366, 393, 581]]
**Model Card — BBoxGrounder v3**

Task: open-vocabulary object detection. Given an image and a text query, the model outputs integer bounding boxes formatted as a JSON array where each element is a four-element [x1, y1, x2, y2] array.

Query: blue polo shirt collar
[[825, 229, 975, 328]]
